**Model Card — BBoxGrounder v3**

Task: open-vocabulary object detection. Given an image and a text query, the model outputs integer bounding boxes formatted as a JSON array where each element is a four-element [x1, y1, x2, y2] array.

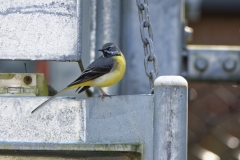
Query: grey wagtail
[[31, 43, 126, 113]]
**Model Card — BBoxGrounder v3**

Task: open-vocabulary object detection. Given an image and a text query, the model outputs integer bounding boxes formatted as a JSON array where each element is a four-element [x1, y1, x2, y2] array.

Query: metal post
[[95, 0, 121, 95], [153, 76, 188, 160]]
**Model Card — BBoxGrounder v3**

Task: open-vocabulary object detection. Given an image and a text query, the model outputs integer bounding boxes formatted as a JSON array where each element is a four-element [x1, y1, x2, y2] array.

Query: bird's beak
[[98, 49, 103, 52]]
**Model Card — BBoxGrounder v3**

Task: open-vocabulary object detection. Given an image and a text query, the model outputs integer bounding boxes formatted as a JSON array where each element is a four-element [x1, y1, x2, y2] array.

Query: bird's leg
[[98, 88, 111, 99], [75, 87, 81, 92]]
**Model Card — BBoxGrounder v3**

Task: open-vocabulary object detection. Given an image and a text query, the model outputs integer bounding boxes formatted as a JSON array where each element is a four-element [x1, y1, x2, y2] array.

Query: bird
[[31, 43, 126, 113]]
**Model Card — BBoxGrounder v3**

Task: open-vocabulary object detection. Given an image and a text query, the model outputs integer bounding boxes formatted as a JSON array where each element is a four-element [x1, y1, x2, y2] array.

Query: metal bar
[[0, 142, 141, 159], [0, 142, 140, 152], [153, 76, 188, 160], [89, 0, 97, 64], [95, 0, 121, 95], [187, 45, 240, 81]]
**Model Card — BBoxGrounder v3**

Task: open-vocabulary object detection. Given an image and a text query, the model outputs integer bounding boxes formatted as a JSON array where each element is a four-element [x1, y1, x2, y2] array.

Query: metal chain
[[136, 0, 159, 94]]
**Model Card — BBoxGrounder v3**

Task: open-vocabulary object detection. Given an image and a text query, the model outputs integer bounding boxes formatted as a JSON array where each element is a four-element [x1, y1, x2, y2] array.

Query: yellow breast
[[91, 53, 126, 87]]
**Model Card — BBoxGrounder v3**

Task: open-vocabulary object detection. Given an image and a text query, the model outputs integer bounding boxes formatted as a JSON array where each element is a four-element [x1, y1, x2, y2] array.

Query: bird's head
[[98, 43, 121, 58]]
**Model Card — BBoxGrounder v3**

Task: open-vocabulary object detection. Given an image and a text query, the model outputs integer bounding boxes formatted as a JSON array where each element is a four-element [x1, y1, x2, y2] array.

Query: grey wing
[[67, 56, 114, 87]]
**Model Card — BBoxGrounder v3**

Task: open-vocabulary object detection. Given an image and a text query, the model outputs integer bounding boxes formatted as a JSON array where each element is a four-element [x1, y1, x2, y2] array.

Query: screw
[[223, 58, 236, 72], [194, 57, 208, 72]]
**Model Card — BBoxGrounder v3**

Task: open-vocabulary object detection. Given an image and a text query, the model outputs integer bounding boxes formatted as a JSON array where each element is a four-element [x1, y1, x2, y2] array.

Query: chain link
[[136, 0, 159, 94]]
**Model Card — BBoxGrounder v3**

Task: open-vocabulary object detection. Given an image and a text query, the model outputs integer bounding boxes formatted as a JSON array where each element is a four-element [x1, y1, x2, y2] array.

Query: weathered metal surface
[[0, 95, 153, 159], [0, 97, 85, 143], [154, 76, 188, 160], [0, 0, 81, 61]]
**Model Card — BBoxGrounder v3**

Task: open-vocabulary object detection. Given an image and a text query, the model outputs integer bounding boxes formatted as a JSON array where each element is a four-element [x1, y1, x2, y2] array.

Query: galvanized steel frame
[[0, 76, 188, 160]]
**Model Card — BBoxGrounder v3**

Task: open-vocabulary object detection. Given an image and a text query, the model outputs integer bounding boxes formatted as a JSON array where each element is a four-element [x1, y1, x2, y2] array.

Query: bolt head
[[223, 58, 236, 72], [195, 57, 208, 72]]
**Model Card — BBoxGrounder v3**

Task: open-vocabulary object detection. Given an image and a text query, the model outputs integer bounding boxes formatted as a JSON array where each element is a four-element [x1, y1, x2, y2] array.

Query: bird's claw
[[99, 94, 112, 100]]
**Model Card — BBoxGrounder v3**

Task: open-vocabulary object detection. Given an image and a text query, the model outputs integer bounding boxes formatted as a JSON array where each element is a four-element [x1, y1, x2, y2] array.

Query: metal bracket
[[0, 73, 48, 96], [185, 45, 240, 82]]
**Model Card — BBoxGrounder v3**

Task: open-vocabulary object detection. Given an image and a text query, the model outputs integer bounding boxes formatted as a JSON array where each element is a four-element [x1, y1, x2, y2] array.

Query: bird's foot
[[99, 94, 113, 100]]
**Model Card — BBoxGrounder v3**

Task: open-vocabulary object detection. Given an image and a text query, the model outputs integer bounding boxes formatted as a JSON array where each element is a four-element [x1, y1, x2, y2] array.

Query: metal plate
[[0, 0, 81, 61]]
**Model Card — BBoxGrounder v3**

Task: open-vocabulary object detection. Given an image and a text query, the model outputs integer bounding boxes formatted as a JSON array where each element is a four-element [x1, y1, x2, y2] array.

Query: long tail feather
[[31, 87, 71, 113]]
